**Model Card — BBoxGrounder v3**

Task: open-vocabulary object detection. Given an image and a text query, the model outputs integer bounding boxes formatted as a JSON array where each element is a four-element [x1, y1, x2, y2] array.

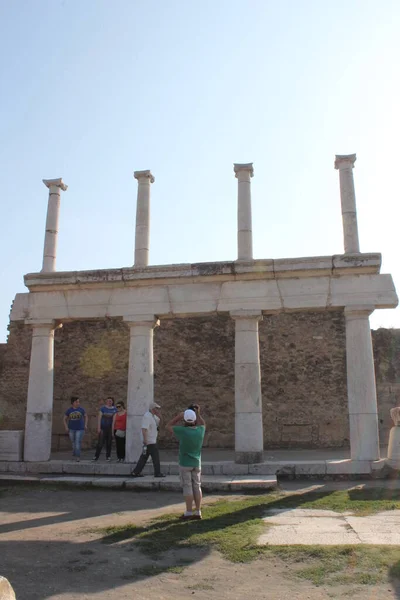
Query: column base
[[235, 451, 263, 464], [24, 412, 52, 462], [349, 413, 380, 461]]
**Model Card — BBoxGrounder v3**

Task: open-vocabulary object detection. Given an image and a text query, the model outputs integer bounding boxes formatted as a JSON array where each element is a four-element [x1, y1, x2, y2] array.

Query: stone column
[[234, 163, 254, 261], [24, 319, 56, 461], [231, 310, 263, 463], [344, 306, 379, 461], [124, 316, 160, 462], [334, 154, 360, 254], [133, 170, 155, 267], [42, 178, 68, 272]]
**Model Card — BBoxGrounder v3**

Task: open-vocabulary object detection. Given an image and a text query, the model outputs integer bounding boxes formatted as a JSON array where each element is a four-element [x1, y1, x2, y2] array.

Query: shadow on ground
[[0, 483, 181, 535], [2, 484, 400, 598]]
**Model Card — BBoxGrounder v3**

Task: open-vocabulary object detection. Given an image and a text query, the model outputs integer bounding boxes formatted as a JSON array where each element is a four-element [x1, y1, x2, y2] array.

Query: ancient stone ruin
[[0, 155, 398, 471]]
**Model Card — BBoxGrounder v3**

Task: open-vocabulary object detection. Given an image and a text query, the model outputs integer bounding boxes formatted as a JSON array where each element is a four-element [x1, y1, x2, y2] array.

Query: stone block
[[371, 459, 387, 471], [278, 277, 329, 310], [221, 463, 249, 475], [6, 462, 27, 473], [168, 283, 220, 315], [274, 256, 332, 277], [202, 462, 226, 475], [40, 476, 94, 486], [93, 463, 120, 476], [201, 476, 233, 491], [294, 461, 327, 476], [0, 431, 24, 461], [9, 292, 30, 320], [230, 476, 277, 491], [92, 478, 124, 488], [333, 253, 381, 275], [62, 462, 95, 475], [0, 474, 38, 482], [249, 463, 279, 475], [125, 479, 161, 490], [218, 280, 281, 312], [326, 459, 352, 475], [349, 460, 372, 474], [330, 274, 398, 309], [26, 461, 63, 474], [159, 477, 182, 492], [168, 463, 180, 475]]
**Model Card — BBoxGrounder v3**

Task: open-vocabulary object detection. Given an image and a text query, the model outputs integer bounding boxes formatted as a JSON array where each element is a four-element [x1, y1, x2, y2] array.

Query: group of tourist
[[63, 396, 127, 462], [64, 396, 206, 519]]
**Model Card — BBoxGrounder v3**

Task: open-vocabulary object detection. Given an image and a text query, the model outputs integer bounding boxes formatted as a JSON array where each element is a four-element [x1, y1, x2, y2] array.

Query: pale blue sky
[[1, 0, 399, 342]]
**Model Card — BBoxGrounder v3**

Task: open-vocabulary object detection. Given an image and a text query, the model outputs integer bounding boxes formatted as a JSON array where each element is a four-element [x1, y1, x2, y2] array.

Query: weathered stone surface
[[388, 427, 400, 465], [0, 431, 23, 461], [2, 311, 400, 453], [0, 312, 350, 450]]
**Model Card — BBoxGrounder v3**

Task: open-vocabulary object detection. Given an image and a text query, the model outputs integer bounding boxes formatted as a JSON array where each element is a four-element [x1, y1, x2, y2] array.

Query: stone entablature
[[10, 254, 396, 325]]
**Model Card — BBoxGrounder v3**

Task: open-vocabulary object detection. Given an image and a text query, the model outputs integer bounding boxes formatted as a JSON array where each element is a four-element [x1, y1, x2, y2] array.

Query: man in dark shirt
[[93, 397, 117, 461]]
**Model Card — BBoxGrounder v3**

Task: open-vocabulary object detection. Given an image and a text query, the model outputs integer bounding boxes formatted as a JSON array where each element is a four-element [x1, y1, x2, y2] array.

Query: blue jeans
[[69, 429, 84, 457]]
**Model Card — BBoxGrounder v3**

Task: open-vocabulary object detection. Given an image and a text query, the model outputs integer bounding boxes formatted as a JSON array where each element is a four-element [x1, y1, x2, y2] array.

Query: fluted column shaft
[[134, 170, 154, 267], [41, 178, 68, 272]]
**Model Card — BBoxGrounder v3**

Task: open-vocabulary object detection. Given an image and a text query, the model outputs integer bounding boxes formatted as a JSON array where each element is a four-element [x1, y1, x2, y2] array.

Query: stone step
[[0, 458, 388, 477], [0, 473, 278, 492]]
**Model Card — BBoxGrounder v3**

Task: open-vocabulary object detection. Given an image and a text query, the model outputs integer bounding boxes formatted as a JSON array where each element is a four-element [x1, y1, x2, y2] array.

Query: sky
[[0, 0, 399, 342]]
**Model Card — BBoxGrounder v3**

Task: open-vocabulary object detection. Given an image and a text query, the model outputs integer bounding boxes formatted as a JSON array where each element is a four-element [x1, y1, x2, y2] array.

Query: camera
[[188, 403, 199, 412]]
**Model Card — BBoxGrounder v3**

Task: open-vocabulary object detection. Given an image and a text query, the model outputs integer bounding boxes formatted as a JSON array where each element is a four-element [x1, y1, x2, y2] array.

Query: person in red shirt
[[112, 401, 127, 462]]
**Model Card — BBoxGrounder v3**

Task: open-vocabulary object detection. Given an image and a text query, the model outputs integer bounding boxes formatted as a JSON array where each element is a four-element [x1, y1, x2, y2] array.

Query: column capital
[[230, 309, 262, 321], [25, 318, 55, 327], [134, 170, 155, 184], [334, 154, 356, 170], [344, 305, 375, 319], [234, 163, 254, 178], [124, 315, 160, 328], [43, 178, 68, 191]]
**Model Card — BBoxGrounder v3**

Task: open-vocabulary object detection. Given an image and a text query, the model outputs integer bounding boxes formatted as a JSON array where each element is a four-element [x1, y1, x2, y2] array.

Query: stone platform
[[0, 455, 390, 480], [0, 473, 277, 493]]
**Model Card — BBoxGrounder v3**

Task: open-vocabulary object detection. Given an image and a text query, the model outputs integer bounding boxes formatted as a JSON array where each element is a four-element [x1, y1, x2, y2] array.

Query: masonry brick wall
[[373, 328, 400, 447], [0, 311, 352, 451], [0, 324, 31, 431]]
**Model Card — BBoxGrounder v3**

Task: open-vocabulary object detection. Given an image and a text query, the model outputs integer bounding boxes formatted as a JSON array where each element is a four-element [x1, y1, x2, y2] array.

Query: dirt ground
[[0, 484, 399, 600]]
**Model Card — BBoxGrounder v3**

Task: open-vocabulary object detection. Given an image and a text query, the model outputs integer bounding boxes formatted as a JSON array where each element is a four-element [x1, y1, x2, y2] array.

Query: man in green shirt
[[167, 405, 206, 520]]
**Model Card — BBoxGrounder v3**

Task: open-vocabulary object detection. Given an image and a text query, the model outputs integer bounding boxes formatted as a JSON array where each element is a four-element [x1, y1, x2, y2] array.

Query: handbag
[[115, 429, 126, 438]]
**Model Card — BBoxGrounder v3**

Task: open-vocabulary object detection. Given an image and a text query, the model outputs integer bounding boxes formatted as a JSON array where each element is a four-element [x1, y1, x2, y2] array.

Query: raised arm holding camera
[[167, 403, 206, 520]]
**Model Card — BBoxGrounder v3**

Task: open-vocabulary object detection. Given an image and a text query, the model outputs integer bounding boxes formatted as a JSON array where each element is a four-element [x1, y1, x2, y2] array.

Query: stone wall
[[0, 311, 350, 450], [0, 324, 31, 431], [373, 328, 400, 447]]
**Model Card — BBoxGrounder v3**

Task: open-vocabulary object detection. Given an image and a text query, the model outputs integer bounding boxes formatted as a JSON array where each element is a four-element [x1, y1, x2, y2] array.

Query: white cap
[[149, 402, 161, 410], [184, 409, 196, 423]]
